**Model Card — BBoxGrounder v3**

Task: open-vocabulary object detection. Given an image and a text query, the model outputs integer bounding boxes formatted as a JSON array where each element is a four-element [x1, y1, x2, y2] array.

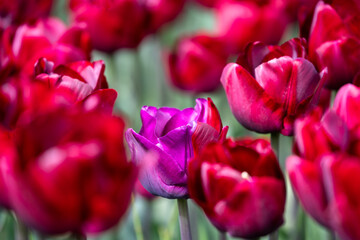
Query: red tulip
[[221, 38, 328, 135], [215, 0, 289, 54], [2, 108, 137, 235], [287, 109, 348, 228], [308, 1, 360, 89], [188, 138, 285, 238], [1, 18, 91, 76], [168, 34, 228, 93], [321, 153, 360, 240], [69, 0, 147, 52], [143, 0, 185, 33], [0, 0, 53, 26]]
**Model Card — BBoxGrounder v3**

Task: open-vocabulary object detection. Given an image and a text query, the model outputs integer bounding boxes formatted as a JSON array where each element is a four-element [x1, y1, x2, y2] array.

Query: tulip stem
[[269, 230, 279, 240], [270, 132, 280, 240], [177, 199, 192, 240], [72, 233, 86, 240], [270, 132, 280, 157], [328, 230, 336, 240], [16, 220, 29, 240], [219, 231, 227, 240]]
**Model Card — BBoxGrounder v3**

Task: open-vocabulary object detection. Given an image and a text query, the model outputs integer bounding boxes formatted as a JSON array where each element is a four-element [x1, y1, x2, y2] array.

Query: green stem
[[16, 220, 29, 240], [269, 231, 278, 240], [219, 231, 227, 240], [270, 132, 280, 240], [328, 230, 336, 240], [177, 199, 192, 240], [270, 132, 280, 158], [72, 233, 86, 240]]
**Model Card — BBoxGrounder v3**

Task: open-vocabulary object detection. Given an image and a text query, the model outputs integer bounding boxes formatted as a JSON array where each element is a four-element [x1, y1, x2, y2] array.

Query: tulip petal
[[221, 63, 282, 133]]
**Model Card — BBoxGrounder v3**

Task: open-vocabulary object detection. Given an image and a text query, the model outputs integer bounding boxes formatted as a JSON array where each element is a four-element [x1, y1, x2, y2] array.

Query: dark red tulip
[[3, 108, 137, 235], [0, 0, 53, 27], [143, 0, 185, 33], [215, 0, 289, 54], [308, 1, 360, 89], [69, 0, 147, 52], [168, 34, 228, 93], [221, 38, 328, 135], [188, 138, 286, 238]]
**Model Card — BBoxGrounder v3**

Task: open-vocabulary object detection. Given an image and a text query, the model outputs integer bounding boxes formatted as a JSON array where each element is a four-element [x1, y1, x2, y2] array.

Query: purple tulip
[[125, 98, 226, 198]]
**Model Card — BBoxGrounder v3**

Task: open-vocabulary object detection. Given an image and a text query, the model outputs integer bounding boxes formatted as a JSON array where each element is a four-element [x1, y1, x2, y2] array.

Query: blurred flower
[[69, 0, 147, 52], [287, 108, 348, 228], [126, 98, 227, 198], [188, 138, 286, 238], [0, 58, 116, 129], [1, 17, 91, 76], [287, 83, 360, 238], [1, 108, 137, 235], [221, 38, 328, 135], [0, 0, 53, 28], [168, 34, 228, 93], [215, 0, 289, 54], [308, 1, 360, 89], [143, 0, 186, 33]]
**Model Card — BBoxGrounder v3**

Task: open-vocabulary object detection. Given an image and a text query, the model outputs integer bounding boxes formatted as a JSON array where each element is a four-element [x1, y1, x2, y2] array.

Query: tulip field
[[0, 0, 359, 240]]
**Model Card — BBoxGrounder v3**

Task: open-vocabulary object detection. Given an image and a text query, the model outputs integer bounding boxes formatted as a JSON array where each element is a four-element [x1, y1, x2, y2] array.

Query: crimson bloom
[[143, 0, 185, 33], [308, 0, 360, 89], [126, 98, 227, 198], [0, 0, 53, 27], [287, 84, 360, 239], [168, 34, 228, 93], [188, 138, 286, 238], [221, 38, 328, 135], [1, 108, 137, 235], [1, 17, 91, 76], [69, 0, 147, 52], [215, 0, 289, 54]]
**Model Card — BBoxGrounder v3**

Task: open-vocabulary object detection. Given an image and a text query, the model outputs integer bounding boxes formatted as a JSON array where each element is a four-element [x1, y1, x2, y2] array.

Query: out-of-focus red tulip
[[2, 108, 137, 235], [0, 127, 14, 208], [287, 108, 348, 228], [0, 58, 115, 129], [287, 83, 360, 237], [308, 1, 360, 89], [168, 34, 228, 93], [143, 0, 185, 33], [192, 0, 219, 8], [1, 18, 91, 76], [69, 0, 147, 52], [215, 0, 289, 54], [321, 153, 360, 240], [221, 38, 328, 135], [0, 0, 53, 27], [188, 138, 285, 238]]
